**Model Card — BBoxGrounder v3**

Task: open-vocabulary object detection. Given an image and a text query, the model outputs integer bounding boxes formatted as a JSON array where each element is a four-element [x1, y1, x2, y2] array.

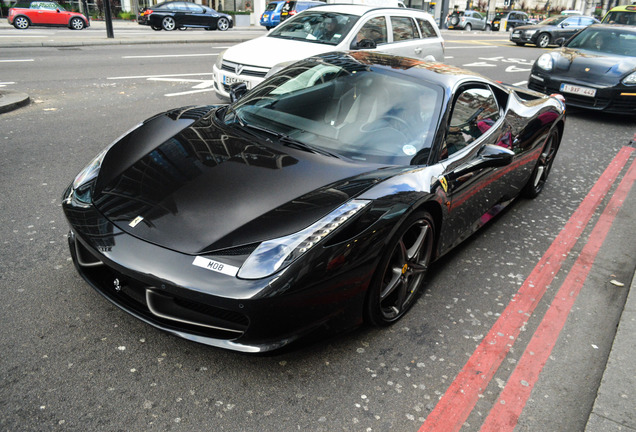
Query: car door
[[30, 2, 64, 25], [555, 16, 583, 40], [185, 3, 208, 26], [472, 11, 485, 30], [437, 85, 516, 251], [384, 14, 443, 61]]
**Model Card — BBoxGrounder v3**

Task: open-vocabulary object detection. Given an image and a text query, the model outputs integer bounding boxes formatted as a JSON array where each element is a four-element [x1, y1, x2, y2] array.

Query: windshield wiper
[[277, 135, 340, 159], [223, 104, 246, 127]]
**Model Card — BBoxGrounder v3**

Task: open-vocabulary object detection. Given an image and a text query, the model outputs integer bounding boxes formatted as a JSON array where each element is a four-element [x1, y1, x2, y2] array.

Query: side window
[[416, 18, 436, 38], [580, 17, 595, 26], [186, 3, 204, 13], [444, 87, 501, 158], [391, 16, 417, 42], [474, 12, 483, 19], [355, 16, 388, 45], [563, 17, 576, 27]]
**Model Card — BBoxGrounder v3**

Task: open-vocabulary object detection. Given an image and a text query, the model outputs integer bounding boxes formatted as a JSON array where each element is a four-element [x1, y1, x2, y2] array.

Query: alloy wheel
[[217, 17, 229, 31], [162, 16, 176, 31], [367, 212, 435, 325]]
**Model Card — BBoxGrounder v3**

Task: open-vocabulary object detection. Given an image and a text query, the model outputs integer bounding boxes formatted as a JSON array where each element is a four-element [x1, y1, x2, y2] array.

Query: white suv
[[212, 4, 444, 100]]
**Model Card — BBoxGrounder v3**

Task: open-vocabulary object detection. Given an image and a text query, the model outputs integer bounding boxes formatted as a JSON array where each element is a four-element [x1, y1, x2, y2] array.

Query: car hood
[[91, 107, 395, 255], [553, 47, 636, 84], [223, 36, 344, 69], [514, 24, 542, 31]]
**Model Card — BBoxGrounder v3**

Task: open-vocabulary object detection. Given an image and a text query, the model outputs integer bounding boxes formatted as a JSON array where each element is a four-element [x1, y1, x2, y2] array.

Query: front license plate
[[223, 75, 250, 88], [560, 83, 596, 97]]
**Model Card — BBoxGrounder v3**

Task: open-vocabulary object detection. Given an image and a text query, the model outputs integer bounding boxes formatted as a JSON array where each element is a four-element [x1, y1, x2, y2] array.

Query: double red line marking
[[420, 146, 636, 432]]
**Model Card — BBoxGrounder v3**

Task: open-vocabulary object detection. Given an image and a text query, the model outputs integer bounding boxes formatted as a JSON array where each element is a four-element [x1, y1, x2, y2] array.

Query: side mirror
[[229, 82, 248, 103], [447, 144, 514, 180], [352, 38, 377, 50], [554, 37, 566, 46]]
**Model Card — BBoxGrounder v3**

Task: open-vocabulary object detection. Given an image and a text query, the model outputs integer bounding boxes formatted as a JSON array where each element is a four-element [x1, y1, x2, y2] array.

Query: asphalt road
[[1, 36, 635, 431]]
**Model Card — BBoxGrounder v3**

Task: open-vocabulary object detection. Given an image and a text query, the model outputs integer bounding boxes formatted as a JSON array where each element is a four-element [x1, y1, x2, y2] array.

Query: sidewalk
[[585, 269, 636, 431], [0, 19, 266, 48]]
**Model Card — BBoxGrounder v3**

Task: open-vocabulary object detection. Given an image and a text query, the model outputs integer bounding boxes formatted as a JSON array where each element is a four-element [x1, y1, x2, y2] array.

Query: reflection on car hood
[[554, 47, 636, 84], [223, 36, 341, 69], [92, 108, 393, 255]]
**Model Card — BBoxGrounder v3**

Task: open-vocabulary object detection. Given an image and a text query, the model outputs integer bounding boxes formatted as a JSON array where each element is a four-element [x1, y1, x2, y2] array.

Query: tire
[[464, 23, 471, 31], [69, 17, 85, 30], [217, 17, 229, 31], [162, 16, 176, 31], [485, 24, 491, 31], [523, 129, 560, 198], [365, 211, 435, 326], [13, 16, 30, 29], [515, 42, 526, 46], [536, 33, 551, 48], [266, 26, 273, 30]]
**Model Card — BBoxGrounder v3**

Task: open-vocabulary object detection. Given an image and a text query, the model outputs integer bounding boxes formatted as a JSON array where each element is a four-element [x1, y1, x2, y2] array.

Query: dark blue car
[[260, 0, 323, 30]]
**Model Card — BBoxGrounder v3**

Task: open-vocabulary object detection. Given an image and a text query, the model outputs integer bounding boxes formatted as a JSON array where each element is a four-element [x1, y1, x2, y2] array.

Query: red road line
[[480, 156, 636, 431], [419, 146, 635, 432]]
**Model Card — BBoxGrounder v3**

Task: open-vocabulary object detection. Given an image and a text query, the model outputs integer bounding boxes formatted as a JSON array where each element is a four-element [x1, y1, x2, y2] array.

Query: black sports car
[[510, 15, 599, 47], [137, 1, 232, 31], [62, 52, 566, 352], [528, 24, 636, 114]]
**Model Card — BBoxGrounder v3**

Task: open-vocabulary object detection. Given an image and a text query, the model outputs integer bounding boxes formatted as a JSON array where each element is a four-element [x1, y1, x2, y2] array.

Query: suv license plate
[[560, 83, 596, 97]]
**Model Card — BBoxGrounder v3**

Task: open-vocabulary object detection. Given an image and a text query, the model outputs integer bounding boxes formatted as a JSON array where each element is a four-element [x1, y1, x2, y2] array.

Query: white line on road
[[165, 88, 215, 97], [108, 72, 214, 80], [0, 59, 34, 62], [122, 53, 219, 59]]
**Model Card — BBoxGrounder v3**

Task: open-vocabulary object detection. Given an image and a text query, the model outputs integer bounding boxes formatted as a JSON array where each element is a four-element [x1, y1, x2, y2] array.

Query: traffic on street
[[1, 21, 635, 432]]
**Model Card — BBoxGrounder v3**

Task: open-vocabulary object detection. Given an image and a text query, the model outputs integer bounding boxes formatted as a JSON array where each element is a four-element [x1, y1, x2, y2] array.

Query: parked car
[[137, 1, 233, 31], [213, 4, 445, 100], [510, 14, 599, 47], [260, 0, 324, 30], [7, 0, 89, 30], [498, 10, 530, 31], [447, 10, 490, 31], [63, 50, 565, 352], [528, 24, 636, 114], [601, 5, 636, 25]]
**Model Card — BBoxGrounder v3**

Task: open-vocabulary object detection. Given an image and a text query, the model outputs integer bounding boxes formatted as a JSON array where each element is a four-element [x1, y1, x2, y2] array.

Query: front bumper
[[528, 70, 636, 114], [510, 30, 537, 44], [63, 185, 373, 352], [212, 61, 269, 100]]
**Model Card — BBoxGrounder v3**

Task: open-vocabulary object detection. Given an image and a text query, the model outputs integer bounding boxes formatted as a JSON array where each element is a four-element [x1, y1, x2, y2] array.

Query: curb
[[0, 90, 30, 114]]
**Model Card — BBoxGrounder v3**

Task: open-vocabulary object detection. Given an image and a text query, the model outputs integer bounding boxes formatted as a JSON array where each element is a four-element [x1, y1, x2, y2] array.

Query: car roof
[[587, 23, 636, 31], [310, 4, 426, 17], [607, 5, 636, 12]]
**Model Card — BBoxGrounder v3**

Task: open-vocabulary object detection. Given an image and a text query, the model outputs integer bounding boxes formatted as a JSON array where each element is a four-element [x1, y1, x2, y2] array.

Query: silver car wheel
[[217, 17, 229, 31], [162, 16, 176, 31], [70, 17, 84, 30], [14, 16, 30, 29]]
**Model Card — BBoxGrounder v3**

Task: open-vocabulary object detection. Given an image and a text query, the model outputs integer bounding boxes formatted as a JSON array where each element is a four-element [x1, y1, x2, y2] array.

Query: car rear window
[[265, 3, 278, 11]]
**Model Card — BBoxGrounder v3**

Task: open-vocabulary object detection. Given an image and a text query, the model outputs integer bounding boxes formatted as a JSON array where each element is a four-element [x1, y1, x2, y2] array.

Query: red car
[[8, 1, 89, 30]]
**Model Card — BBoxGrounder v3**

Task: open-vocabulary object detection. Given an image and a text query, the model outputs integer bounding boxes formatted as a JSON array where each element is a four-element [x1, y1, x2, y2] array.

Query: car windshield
[[538, 15, 568, 26], [268, 11, 359, 45], [602, 11, 636, 25], [224, 55, 442, 165], [567, 27, 636, 56]]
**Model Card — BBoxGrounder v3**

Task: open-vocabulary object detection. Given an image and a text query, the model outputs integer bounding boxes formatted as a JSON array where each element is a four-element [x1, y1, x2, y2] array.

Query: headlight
[[238, 200, 370, 279], [215, 49, 226, 70], [72, 122, 143, 190], [622, 71, 636, 85], [525, 29, 538, 36], [72, 148, 108, 189], [536, 53, 554, 71]]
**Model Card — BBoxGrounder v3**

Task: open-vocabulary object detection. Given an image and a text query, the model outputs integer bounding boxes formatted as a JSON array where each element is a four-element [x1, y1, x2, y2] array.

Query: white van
[[326, 0, 406, 8], [213, 4, 443, 100]]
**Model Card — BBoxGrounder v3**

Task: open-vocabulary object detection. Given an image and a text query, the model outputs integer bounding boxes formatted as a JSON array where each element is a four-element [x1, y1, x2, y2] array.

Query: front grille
[[72, 238, 249, 339], [221, 60, 269, 78]]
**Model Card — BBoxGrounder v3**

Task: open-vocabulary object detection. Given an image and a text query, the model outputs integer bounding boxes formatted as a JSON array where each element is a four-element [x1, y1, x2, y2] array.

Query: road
[[1, 34, 635, 431]]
